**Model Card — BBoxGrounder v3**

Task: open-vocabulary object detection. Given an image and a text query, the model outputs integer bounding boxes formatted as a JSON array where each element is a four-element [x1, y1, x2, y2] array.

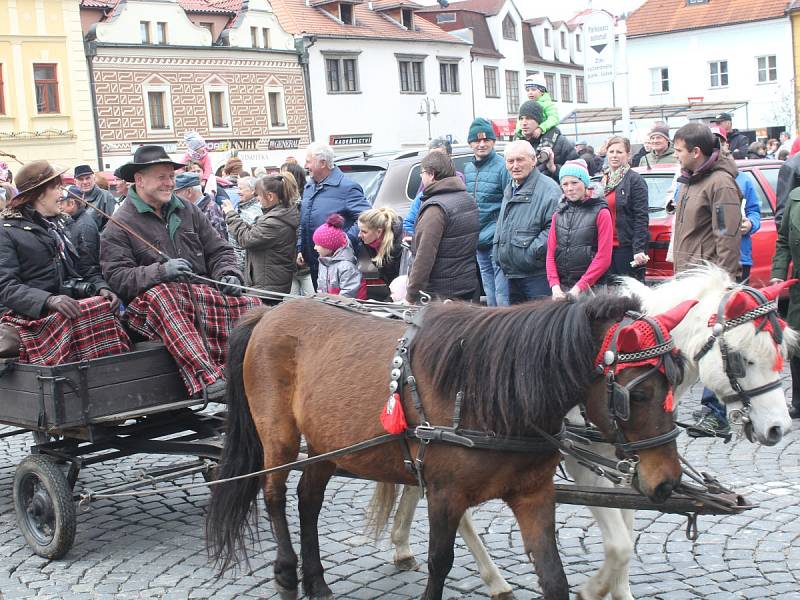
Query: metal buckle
[[728, 406, 750, 426]]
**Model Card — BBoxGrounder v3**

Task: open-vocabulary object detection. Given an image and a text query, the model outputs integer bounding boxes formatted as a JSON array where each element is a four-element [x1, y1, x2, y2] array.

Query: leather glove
[[219, 275, 243, 297], [46, 295, 82, 319], [163, 258, 193, 282], [98, 288, 120, 312]]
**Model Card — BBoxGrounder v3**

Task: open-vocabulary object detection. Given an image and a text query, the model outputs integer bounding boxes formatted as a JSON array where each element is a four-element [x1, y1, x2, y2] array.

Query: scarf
[[603, 163, 629, 194]]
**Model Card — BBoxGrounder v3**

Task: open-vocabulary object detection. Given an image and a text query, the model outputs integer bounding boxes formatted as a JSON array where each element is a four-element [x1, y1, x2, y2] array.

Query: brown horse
[[206, 293, 691, 600]]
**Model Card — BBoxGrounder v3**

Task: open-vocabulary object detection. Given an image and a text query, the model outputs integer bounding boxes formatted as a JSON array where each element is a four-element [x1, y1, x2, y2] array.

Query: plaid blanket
[[125, 283, 261, 395], [0, 297, 132, 364]]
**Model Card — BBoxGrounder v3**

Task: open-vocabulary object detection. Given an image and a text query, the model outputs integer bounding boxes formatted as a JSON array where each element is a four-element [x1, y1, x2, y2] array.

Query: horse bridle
[[693, 286, 784, 419], [597, 311, 683, 464]]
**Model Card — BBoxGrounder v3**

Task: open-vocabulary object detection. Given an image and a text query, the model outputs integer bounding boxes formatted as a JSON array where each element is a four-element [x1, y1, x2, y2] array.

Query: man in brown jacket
[[671, 123, 742, 277], [671, 124, 742, 438], [100, 145, 260, 399]]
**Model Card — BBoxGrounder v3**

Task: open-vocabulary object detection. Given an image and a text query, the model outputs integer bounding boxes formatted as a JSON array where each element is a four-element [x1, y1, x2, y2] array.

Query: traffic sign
[[584, 11, 615, 85]]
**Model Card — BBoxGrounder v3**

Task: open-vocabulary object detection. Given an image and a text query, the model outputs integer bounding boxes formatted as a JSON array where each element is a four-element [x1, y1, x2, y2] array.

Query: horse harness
[[389, 309, 683, 493], [693, 286, 784, 418], [560, 311, 684, 484]]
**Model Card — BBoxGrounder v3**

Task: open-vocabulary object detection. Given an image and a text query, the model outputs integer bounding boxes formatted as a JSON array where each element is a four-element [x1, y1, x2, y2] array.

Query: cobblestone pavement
[[1, 378, 799, 600]]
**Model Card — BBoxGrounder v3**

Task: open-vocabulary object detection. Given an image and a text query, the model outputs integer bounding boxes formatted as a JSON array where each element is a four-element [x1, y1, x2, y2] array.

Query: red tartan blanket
[[0, 297, 132, 365]]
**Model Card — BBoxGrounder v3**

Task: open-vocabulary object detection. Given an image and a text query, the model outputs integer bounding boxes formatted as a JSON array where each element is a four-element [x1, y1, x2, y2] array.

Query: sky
[[413, 0, 648, 20]]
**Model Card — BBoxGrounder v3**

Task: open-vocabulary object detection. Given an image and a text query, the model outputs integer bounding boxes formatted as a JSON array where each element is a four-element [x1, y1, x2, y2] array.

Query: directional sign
[[584, 11, 615, 85]]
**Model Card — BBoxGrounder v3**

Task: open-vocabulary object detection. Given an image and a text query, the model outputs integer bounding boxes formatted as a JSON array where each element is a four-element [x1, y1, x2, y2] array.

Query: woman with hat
[[0, 160, 131, 363]]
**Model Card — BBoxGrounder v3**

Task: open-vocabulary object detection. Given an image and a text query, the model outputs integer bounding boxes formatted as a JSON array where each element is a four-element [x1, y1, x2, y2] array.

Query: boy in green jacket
[[514, 73, 560, 143]]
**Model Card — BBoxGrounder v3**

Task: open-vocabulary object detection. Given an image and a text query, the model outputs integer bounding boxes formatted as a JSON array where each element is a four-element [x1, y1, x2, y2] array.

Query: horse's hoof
[[491, 592, 517, 600], [310, 595, 334, 600], [394, 556, 419, 571], [274, 582, 298, 600]]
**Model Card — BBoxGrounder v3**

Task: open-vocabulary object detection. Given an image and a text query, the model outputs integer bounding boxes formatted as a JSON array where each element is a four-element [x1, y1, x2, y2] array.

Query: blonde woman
[[357, 207, 404, 300]]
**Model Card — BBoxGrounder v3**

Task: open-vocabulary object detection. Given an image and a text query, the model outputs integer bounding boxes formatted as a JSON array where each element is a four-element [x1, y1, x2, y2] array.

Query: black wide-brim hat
[[117, 145, 186, 183]]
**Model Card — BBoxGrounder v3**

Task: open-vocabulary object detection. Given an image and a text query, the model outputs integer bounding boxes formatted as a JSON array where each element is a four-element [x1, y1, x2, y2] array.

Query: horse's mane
[[411, 293, 641, 436]]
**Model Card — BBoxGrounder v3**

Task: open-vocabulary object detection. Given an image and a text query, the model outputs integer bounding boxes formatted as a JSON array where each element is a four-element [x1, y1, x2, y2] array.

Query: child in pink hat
[[313, 214, 363, 298]]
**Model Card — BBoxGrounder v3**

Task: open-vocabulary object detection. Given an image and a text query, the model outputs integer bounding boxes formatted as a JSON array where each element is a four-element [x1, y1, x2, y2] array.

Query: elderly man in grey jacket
[[493, 140, 562, 303]]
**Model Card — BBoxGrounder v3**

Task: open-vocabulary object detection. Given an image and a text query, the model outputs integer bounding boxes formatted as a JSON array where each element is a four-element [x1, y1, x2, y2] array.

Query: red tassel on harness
[[773, 344, 784, 373], [664, 389, 675, 413], [381, 392, 408, 434]]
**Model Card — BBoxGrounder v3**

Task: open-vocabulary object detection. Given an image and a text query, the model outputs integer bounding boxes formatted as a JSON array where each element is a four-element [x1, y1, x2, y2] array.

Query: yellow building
[[0, 0, 98, 171]]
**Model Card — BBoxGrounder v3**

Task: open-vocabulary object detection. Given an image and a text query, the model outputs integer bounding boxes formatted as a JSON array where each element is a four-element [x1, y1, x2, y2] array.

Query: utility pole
[[417, 97, 440, 141]]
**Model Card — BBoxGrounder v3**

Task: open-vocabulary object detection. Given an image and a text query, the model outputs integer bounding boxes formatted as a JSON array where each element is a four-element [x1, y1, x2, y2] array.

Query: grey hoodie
[[317, 242, 361, 297]]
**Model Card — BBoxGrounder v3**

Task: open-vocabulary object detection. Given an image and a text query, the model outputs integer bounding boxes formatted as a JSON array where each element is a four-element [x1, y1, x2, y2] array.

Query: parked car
[[337, 144, 506, 215], [642, 159, 783, 286]]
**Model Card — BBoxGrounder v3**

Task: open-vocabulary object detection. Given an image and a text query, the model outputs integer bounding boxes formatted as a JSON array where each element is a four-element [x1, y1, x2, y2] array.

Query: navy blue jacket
[[298, 167, 371, 274]]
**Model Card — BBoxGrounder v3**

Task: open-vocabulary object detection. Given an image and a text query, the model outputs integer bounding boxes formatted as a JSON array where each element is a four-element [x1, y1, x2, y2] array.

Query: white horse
[[382, 265, 797, 600]]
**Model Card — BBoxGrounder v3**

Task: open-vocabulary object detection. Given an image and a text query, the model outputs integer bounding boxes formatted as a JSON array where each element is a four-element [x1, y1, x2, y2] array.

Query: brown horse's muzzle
[[632, 446, 682, 504]]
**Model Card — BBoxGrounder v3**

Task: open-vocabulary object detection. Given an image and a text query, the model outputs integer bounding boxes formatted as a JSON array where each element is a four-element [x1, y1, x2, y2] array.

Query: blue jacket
[[736, 173, 761, 266], [674, 175, 759, 266], [403, 171, 465, 236], [299, 167, 371, 273], [493, 169, 562, 278], [464, 150, 512, 250]]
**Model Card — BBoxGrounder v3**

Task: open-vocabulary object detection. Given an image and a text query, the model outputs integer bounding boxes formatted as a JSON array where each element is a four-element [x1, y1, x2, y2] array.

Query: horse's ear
[[653, 299, 699, 332], [758, 279, 798, 301], [617, 324, 646, 353], [725, 291, 756, 320]]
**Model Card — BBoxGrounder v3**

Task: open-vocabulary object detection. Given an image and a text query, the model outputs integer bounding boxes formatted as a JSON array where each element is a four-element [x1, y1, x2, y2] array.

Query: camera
[[536, 140, 553, 165], [60, 279, 97, 299]]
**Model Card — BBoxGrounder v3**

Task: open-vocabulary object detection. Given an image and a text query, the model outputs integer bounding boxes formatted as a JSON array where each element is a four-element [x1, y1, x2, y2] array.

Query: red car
[[643, 159, 783, 286]]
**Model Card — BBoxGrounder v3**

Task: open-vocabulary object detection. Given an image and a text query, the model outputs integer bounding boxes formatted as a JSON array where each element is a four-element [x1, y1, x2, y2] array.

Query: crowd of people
[[0, 91, 799, 426]]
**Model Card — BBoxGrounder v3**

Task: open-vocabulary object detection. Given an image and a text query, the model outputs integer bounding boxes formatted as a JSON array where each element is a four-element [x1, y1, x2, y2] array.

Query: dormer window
[[502, 14, 516, 40], [436, 13, 455, 24], [340, 3, 354, 25], [402, 8, 413, 30], [544, 28, 550, 47], [576, 33, 582, 52]]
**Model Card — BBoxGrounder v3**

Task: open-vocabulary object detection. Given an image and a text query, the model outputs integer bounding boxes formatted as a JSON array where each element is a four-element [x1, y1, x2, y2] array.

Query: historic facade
[[0, 0, 99, 168], [81, 0, 310, 172]]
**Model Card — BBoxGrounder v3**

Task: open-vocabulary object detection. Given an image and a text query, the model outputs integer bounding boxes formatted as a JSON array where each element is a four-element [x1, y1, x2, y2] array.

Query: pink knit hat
[[313, 213, 348, 251]]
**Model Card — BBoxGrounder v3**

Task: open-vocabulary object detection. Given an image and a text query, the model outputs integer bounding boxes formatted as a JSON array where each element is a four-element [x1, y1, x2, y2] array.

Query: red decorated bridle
[[593, 300, 698, 459]]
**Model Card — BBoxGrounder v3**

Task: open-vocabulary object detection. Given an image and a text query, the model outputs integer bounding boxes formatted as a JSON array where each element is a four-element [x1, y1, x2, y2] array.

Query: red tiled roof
[[370, 0, 423, 9], [80, 0, 241, 14], [270, 0, 467, 43], [416, 0, 506, 16], [419, 9, 502, 57], [524, 17, 549, 26], [627, 0, 789, 37]]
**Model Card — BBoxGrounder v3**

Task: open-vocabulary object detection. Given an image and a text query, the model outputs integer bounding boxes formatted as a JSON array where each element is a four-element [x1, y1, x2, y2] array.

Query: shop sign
[[131, 142, 177, 154], [265, 138, 301, 150], [329, 133, 373, 146]]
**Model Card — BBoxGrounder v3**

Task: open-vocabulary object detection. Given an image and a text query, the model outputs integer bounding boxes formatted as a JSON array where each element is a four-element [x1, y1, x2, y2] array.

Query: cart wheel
[[13, 455, 76, 559]]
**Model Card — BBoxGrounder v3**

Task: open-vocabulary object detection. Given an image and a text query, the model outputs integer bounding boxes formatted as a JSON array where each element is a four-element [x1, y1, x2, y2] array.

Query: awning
[[491, 118, 517, 138], [562, 101, 749, 126]]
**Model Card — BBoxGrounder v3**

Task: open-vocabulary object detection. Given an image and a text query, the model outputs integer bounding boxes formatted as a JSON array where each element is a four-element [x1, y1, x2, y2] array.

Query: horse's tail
[[205, 306, 269, 573], [364, 482, 399, 540]]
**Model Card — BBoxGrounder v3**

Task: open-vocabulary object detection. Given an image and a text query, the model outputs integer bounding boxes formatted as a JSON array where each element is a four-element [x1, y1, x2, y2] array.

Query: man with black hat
[[710, 112, 749, 160], [517, 100, 577, 182], [174, 172, 227, 240], [70, 164, 118, 229], [100, 145, 260, 399]]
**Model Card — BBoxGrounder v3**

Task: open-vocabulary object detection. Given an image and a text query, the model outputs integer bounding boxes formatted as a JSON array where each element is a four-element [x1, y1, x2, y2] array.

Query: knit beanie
[[313, 213, 348, 251], [467, 118, 496, 143], [649, 125, 670, 141], [559, 159, 591, 187], [184, 131, 206, 152], [518, 100, 544, 124]]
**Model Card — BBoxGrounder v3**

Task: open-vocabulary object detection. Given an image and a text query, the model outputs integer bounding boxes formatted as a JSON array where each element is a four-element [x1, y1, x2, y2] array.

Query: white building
[[624, 0, 793, 139], [416, 0, 612, 141], [270, 0, 473, 152]]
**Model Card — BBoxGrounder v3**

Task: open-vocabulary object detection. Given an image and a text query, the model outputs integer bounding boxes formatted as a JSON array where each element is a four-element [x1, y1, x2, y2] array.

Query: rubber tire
[[13, 454, 76, 559]]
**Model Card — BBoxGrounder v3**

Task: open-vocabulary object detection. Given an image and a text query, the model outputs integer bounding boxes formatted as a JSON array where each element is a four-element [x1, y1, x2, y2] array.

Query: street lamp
[[417, 97, 440, 141]]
